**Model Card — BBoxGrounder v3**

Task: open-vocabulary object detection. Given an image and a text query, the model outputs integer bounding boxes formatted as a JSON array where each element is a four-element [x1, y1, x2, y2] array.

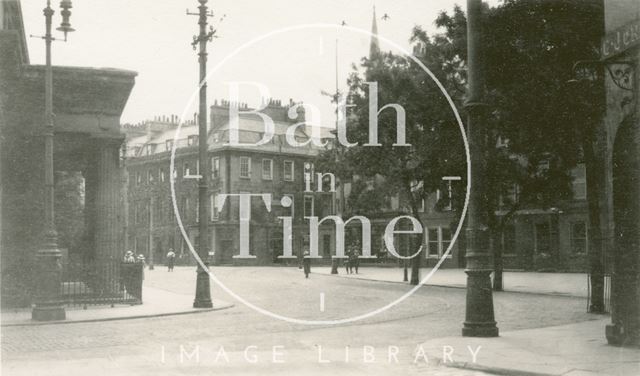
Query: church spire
[[369, 5, 381, 60]]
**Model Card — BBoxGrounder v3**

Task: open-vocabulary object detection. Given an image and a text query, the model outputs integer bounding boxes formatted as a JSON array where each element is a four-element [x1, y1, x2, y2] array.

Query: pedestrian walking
[[352, 243, 361, 274], [302, 248, 311, 278], [345, 246, 352, 274], [348, 244, 359, 274], [166, 248, 176, 272]]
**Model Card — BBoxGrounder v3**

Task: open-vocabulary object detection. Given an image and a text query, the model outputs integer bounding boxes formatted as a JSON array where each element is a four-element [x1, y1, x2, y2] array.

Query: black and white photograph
[[1, 0, 639, 375]]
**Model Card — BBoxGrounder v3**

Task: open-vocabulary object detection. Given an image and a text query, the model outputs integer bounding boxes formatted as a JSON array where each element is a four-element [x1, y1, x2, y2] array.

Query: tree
[[319, 37, 467, 285], [430, 0, 603, 289], [321, 0, 604, 287]]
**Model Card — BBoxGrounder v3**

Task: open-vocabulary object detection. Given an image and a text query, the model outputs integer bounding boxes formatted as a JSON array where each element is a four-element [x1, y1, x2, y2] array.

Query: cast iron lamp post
[[31, 0, 74, 321], [188, 0, 215, 308], [461, 0, 499, 337]]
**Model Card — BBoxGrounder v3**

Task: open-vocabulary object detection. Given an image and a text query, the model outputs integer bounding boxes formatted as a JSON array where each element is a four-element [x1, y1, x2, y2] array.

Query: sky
[[20, 0, 499, 126]]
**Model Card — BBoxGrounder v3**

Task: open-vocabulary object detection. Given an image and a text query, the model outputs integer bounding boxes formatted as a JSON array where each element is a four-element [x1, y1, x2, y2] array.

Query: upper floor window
[[211, 157, 220, 179], [187, 135, 199, 146], [147, 169, 154, 183], [262, 159, 273, 180], [304, 195, 314, 217], [159, 168, 165, 183], [283, 160, 294, 181], [165, 140, 174, 151], [571, 164, 587, 200], [239, 156, 251, 178], [183, 162, 191, 177]]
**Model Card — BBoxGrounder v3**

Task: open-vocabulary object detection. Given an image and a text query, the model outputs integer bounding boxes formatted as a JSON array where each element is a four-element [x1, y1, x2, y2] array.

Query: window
[[441, 228, 452, 254], [500, 184, 520, 207], [283, 160, 294, 181], [534, 222, 550, 254], [165, 140, 173, 151], [181, 197, 189, 220], [304, 195, 314, 217], [147, 169, 154, 183], [159, 168, 165, 183], [443, 180, 453, 211], [427, 228, 439, 257], [153, 197, 162, 223], [187, 135, 199, 146], [427, 227, 452, 258], [571, 164, 587, 200], [183, 162, 191, 177], [136, 172, 142, 186], [240, 156, 251, 178], [571, 222, 587, 254], [211, 157, 220, 179], [502, 225, 516, 255], [262, 159, 273, 180], [210, 193, 219, 221]]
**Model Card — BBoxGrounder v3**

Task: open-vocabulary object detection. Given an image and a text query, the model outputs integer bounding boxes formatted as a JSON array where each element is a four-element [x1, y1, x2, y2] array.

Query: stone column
[[92, 137, 124, 294]]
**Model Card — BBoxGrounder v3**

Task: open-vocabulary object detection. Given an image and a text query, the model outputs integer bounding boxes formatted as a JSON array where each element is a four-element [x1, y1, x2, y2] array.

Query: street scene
[[1, 0, 640, 375]]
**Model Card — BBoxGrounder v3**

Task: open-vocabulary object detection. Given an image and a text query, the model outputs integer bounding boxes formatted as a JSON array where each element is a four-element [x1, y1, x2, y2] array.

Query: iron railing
[[60, 259, 143, 308]]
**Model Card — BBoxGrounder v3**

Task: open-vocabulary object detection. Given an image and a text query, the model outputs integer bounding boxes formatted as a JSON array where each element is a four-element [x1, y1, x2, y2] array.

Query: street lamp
[[31, 0, 74, 321], [461, 0, 499, 337], [187, 0, 216, 308]]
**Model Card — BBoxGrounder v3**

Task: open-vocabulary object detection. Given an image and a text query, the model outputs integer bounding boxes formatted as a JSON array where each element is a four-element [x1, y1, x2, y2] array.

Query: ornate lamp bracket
[[572, 60, 636, 92]]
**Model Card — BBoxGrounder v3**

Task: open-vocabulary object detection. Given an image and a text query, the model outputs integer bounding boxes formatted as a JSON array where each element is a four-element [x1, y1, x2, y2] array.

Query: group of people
[[122, 249, 179, 272], [300, 242, 362, 279], [123, 250, 146, 265], [344, 244, 361, 274]]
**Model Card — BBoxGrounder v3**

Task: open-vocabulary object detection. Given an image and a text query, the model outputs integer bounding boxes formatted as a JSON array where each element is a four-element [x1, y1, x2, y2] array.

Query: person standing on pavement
[[345, 246, 352, 274], [352, 242, 361, 274], [348, 243, 359, 274], [302, 247, 311, 278], [123, 250, 135, 263], [166, 248, 176, 272]]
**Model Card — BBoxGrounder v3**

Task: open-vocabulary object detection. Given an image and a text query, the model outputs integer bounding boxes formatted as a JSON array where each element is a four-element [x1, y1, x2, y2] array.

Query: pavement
[[418, 319, 640, 376], [315, 266, 589, 297], [0, 285, 234, 327]]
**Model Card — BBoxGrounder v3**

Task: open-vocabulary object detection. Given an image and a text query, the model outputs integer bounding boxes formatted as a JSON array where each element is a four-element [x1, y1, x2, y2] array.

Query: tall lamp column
[[461, 0, 499, 337], [189, 0, 215, 308], [32, 0, 74, 322]]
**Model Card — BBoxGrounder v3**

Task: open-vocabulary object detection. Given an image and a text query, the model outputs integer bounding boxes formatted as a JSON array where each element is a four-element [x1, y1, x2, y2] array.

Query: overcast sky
[[21, 0, 499, 126]]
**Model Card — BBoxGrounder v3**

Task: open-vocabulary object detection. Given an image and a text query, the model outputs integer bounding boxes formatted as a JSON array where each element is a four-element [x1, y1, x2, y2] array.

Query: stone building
[[600, 0, 640, 347], [0, 1, 136, 305], [124, 100, 336, 266]]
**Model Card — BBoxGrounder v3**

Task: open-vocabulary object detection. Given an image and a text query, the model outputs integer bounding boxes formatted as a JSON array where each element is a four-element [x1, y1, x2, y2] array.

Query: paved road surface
[[1, 266, 596, 376]]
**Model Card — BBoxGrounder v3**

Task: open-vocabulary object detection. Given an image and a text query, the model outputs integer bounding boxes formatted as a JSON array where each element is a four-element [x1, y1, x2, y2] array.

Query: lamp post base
[[32, 243, 66, 322], [462, 268, 499, 338], [193, 268, 213, 308], [462, 322, 499, 337]]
